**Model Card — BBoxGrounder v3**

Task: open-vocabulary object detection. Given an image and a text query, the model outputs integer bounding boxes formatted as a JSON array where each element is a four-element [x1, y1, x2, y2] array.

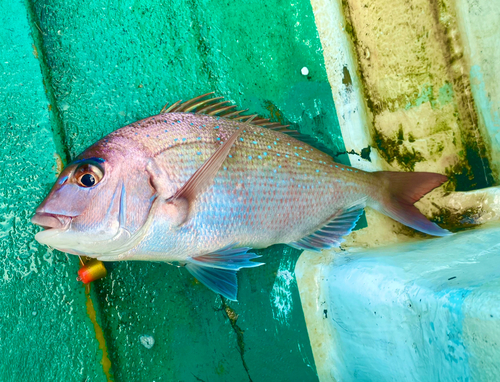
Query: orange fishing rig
[[77, 257, 107, 284]]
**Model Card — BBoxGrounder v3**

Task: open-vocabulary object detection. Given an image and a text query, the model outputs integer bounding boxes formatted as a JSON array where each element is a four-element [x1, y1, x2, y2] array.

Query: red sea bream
[[31, 94, 450, 300]]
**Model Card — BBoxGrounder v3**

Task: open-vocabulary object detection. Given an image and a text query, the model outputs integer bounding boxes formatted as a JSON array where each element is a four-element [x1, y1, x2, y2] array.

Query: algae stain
[[215, 361, 225, 375], [373, 128, 424, 171], [263, 100, 286, 125], [85, 284, 114, 382], [430, 203, 482, 232]]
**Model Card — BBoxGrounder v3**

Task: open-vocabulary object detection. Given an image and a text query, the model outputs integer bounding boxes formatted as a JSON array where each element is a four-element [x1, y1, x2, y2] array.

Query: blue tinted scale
[[248, 156, 252, 160]]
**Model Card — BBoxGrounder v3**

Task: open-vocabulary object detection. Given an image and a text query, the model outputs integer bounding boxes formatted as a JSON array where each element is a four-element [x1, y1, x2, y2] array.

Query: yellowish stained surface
[[85, 284, 114, 382]]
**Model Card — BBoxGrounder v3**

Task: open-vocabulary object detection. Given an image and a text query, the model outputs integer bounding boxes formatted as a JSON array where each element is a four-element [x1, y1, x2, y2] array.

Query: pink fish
[[32, 93, 450, 300]]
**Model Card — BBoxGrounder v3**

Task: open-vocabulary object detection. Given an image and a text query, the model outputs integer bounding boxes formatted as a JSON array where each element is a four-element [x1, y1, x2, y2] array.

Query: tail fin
[[370, 171, 451, 236]]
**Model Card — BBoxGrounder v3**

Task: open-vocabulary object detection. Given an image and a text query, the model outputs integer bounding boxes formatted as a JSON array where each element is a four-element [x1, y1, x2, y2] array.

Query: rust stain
[[53, 153, 64, 175], [31, 44, 39, 59]]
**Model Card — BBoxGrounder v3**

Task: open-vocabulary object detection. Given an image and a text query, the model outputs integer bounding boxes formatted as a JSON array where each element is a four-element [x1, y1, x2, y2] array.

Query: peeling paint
[[270, 255, 297, 326]]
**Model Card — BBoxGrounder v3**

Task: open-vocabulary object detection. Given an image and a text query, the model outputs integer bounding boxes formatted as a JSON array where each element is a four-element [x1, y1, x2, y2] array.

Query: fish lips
[[31, 212, 71, 230], [31, 213, 72, 246]]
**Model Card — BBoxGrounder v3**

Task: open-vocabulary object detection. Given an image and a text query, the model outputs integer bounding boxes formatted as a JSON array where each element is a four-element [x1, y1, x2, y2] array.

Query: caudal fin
[[370, 171, 451, 236]]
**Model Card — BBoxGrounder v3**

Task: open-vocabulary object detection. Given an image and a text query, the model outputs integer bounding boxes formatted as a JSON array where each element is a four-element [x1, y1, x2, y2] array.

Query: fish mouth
[[31, 212, 71, 230]]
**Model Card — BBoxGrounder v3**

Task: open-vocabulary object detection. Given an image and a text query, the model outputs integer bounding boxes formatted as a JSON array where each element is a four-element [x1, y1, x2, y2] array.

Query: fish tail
[[368, 171, 451, 236]]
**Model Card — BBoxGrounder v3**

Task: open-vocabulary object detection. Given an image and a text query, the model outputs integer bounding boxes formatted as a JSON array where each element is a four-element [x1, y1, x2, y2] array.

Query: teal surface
[[2, 0, 347, 380], [0, 1, 106, 381]]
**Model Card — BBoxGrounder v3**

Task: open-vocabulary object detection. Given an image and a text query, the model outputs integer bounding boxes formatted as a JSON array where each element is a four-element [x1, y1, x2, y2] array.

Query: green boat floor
[[0, 1, 107, 380], [2, 0, 349, 380]]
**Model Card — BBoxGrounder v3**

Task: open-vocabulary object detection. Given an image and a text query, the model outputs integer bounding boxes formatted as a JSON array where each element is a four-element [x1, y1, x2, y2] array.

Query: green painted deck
[[1, 0, 347, 380]]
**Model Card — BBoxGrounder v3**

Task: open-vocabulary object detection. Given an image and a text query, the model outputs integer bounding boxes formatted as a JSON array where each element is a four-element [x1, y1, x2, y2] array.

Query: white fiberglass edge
[[296, 224, 500, 382]]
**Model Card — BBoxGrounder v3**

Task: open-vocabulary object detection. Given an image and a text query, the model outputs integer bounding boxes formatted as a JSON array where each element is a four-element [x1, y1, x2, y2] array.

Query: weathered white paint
[[309, 0, 381, 172], [296, 225, 500, 381]]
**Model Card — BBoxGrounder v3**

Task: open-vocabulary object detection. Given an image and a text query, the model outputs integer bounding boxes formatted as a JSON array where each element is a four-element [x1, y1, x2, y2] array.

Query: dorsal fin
[[160, 93, 336, 156], [160, 92, 293, 130]]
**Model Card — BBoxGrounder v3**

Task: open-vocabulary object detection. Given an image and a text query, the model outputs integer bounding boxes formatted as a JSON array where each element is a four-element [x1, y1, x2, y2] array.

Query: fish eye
[[74, 163, 104, 188]]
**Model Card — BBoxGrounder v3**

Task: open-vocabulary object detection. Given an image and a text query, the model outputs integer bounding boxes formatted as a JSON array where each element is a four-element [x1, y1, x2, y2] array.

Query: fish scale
[[32, 94, 450, 300]]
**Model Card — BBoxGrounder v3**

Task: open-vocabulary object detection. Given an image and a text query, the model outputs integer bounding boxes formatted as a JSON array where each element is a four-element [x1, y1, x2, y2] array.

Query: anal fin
[[185, 245, 263, 301], [289, 200, 366, 252]]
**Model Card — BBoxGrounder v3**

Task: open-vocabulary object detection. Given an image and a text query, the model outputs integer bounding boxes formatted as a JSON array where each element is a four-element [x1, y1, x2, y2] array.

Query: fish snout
[[31, 212, 70, 230]]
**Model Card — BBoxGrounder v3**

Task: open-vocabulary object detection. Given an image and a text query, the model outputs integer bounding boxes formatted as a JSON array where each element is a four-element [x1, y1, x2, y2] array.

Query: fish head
[[32, 143, 155, 257]]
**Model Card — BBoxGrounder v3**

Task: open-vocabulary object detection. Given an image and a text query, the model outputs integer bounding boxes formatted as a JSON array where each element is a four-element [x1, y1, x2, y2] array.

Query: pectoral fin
[[165, 131, 239, 225], [185, 245, 263, 300], [171, 130, 239, 203]]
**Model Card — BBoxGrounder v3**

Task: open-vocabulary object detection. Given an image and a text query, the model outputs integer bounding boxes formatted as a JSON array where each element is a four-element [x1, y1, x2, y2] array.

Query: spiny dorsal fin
[[160, 93, 336, 156], [160, 92, 293, 130]]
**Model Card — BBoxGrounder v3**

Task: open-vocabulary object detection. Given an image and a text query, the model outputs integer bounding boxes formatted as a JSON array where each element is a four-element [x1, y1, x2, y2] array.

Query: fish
[[31, 93, 450, 300]]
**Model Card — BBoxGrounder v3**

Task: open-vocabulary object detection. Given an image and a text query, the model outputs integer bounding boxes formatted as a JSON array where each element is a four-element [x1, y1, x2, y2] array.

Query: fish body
[[32, 95, 450, 299]]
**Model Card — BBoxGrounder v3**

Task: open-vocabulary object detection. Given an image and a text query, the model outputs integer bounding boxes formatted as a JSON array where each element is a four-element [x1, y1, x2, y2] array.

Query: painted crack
[[332, 146, 371, 162]]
